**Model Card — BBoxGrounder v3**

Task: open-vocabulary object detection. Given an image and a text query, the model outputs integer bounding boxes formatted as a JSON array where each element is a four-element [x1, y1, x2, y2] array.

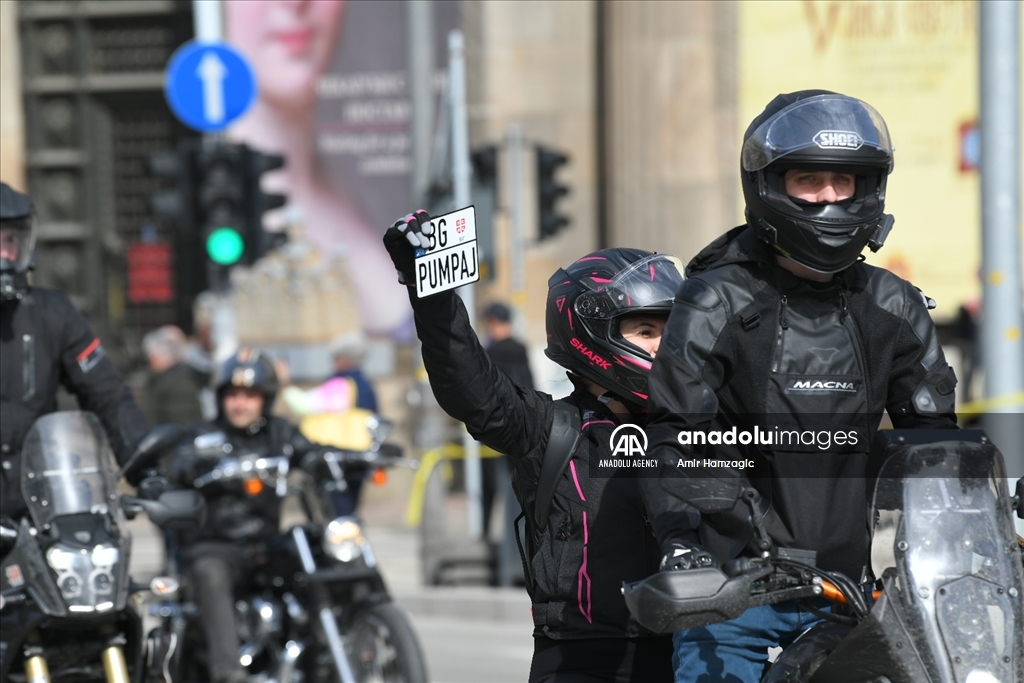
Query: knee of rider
[[191, 555, 231, 587]]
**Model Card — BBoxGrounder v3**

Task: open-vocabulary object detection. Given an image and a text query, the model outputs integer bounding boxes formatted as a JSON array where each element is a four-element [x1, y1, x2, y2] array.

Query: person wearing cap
[[482, 301, 535, 392], [327, 330, 378, 413], [0, 182, 147, 523], [480, 301, 535, 538], [639, 91, 958, 681]]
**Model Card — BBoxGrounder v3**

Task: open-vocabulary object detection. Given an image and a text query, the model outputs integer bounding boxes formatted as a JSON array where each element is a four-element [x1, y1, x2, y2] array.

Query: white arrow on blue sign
[[164, 40, 257, 132]]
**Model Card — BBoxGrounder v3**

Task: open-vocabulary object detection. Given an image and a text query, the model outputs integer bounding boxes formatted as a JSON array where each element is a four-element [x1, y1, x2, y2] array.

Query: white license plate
[[414, 206, 480, 297]]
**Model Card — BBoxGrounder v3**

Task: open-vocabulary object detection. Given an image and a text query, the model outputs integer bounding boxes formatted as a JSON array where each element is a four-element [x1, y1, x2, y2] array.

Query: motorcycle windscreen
[[871, 440, 1023, 683], [20, 411, 119, 529]]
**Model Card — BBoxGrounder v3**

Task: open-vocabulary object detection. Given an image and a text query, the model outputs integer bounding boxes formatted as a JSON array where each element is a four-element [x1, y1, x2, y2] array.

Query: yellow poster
[[739, 0, 1019, 321]]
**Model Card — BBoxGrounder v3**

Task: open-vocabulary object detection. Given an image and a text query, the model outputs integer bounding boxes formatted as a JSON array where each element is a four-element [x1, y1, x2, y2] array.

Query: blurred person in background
[[483, 301, 535, 390], [141, 325, 204, 428], [480, 301, 534, 537], [225, 0, 410, 336], [327, 330, 378, 412], [0, 182, 146, 524], [275, 331, 379, 516]]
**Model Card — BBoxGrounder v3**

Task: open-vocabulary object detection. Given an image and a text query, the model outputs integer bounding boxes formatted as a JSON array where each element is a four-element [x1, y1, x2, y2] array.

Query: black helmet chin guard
[[741, 93, 896, 273], [544, 249, 684, 408]]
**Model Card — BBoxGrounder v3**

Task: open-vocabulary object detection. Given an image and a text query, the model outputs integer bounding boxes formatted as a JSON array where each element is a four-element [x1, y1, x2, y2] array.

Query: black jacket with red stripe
[[1, 287, 146, 518], [410, 288, 667, 641]]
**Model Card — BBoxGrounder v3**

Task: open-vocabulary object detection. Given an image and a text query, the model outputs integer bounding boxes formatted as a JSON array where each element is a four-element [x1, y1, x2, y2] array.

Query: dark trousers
[[186, 541, 251, 681], [481, 454, 509, 537], [528, 635, 674, 683]]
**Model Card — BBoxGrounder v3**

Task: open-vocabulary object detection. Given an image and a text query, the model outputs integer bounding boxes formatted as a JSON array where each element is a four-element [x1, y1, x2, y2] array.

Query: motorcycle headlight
[[91, 544, 119, 567], [965, 672, 1001, 683], [323, 517, 365, 563], [46, 546, 78, 572]]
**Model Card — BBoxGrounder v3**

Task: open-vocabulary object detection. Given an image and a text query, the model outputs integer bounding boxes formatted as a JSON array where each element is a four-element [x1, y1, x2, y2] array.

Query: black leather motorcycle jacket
[[410, 288, 666, 641], [1, 288, 146, 519], [171, 415, 318, 544], [643, 226, 958, 581]]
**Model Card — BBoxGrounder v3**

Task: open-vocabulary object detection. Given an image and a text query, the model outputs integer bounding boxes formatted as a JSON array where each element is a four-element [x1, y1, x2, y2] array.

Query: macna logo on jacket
[[785, 379, 860, 393]]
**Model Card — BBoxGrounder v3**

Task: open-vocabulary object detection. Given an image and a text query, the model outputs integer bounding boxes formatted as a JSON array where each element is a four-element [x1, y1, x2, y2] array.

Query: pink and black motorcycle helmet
[[545, 248, 684, 408]]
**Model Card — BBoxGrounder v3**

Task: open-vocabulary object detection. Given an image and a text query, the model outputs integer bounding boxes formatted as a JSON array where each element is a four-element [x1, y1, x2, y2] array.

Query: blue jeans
[[672, 600, 825, 683]]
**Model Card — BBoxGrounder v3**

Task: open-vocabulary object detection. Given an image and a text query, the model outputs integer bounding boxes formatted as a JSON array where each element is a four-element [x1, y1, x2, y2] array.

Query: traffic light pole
[[979, 2, 1024, 501], [507, 124, 527, 338], [191, 0, 237, 364], [449, 30, 484, 540]]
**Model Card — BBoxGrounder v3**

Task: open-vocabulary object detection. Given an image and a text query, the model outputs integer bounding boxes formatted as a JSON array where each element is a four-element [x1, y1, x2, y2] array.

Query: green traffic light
[[206, 227, 244, 265]]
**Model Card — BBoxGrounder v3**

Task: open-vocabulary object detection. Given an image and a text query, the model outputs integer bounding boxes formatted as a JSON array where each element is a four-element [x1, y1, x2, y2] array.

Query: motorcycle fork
[[101, 646, 131, 683], [24, 655, 50, 683], [292, 526, 358, 683]]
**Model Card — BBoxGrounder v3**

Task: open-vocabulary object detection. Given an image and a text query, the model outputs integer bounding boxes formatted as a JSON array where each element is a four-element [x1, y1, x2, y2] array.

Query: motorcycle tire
[[345, 602, 429, 683]]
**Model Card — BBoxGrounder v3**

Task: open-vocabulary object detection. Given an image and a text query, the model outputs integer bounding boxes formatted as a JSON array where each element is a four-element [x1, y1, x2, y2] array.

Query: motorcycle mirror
[[659, 473, 742, 514], [367, 416, 394, 446], [1015, 478, 1023, 520], [120, 424, 187, 483]]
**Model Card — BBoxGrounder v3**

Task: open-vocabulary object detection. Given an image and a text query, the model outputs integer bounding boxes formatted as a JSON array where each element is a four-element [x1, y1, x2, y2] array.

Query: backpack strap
[[532, 400, 583, 530], [515, 399, 583, 600]]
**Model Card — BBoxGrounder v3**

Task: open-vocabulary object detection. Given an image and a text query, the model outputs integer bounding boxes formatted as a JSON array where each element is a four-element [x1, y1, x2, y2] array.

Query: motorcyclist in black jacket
[[0, 182, 147, 522], [640, 90, 959, 682], [386, 210, 684, 683], [168, 348, 319, 683]]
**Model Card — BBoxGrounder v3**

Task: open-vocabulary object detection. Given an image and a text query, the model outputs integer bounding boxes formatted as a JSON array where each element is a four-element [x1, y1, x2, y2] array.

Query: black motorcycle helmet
[[741, 90, 896, 273], [545, 248, 684, 408], [213, 348, 279, 418], [0, 182, 37, 301]]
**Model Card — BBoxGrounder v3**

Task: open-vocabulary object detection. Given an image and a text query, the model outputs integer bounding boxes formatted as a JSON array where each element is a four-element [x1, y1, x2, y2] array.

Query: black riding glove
[[660, 540, 720, 571], [383, 209, 434, 286]]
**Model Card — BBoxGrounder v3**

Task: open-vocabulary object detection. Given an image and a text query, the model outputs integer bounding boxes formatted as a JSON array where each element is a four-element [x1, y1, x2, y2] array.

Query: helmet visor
[[575, 254, 684, 321], [0, 217, 36, 272], [742, 95, 893, 173]]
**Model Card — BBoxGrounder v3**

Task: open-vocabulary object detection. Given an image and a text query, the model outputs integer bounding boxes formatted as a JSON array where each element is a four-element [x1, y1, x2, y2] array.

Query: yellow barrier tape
[[404, 443, 504, 528], [957, 391, 1024, 419]]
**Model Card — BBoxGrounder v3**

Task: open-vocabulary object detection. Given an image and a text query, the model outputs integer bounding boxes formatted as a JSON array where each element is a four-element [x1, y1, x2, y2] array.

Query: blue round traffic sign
[[164, 40, 257, 132]]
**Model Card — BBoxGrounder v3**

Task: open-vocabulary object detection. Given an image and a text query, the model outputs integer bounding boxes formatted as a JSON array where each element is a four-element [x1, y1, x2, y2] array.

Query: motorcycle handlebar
[[192, 454, 291, 489], [190, 443, 415, 492]]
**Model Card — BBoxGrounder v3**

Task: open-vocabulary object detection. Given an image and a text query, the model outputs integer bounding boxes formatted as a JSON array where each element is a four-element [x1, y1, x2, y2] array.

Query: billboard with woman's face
[[225, 0, 457, 338]]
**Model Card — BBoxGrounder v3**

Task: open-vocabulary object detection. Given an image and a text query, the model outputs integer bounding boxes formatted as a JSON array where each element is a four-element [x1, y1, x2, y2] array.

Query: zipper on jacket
[[837, 279, 850, 324], [771, 295, 789, 373], [838, 297, 871, 416], [22, 334, 35, 401]]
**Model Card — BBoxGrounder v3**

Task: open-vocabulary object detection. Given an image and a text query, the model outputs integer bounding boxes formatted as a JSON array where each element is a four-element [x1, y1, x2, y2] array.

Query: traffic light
[[243, 148, 288, 263], [536, 145, 570, 240], [471, 145, 498, 282], [146, 140, 206, 331], [146, 143, 194, 226], [191, 142, 288, 270], [195, 144, 247, 267]]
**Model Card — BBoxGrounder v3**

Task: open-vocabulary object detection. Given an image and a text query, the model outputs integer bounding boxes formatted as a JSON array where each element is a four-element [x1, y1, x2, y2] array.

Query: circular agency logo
[[609, 423, 648, 457]]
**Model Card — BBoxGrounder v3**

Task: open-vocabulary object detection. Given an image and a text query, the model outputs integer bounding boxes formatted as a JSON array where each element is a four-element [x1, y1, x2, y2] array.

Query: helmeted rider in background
[[0, 181, 146, 524], [386, 208, 682, 683], [640, 90, 959, 682], [167, 349, 321, 683]]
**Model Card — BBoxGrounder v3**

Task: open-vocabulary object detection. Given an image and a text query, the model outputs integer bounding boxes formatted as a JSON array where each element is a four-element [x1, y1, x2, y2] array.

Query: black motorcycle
[[0, 411, 202, 683], [148, 418, 428, 683], [624, 430, 1024, 683]]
